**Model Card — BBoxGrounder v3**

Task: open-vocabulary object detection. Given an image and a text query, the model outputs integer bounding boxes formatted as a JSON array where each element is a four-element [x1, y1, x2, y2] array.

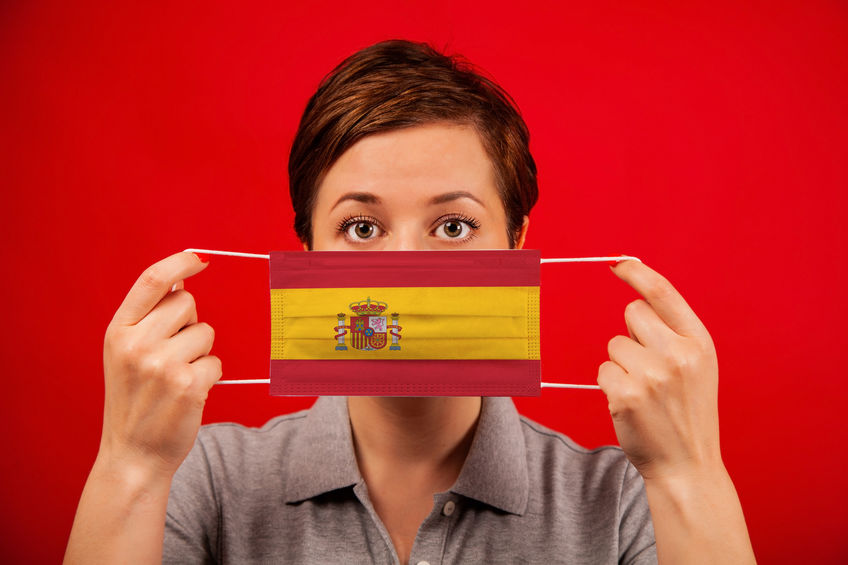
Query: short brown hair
[[288, 39, 538, 248]]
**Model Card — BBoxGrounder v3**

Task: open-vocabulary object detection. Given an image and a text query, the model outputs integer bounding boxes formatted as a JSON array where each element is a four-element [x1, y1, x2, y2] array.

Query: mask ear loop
[[184, 248, 642, 392]]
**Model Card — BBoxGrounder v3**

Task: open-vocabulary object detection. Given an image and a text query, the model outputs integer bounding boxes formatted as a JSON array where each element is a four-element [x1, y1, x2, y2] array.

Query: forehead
[[316, 123, 498, 204]]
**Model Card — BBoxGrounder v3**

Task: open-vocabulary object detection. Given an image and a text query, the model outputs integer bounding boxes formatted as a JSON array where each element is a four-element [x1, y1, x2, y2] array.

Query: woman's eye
[[346, 221, 380, 240], [435, 219, 471, 239]]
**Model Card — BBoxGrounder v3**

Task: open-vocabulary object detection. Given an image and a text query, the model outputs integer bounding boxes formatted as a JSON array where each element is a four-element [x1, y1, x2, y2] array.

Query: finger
[[163, 322, 215, 363], [607, 334, 646, 372], [610, 260, 707, 338], [597, 361, 642, 420], [137, 289, 199, 339], [189, 355, 223, 391], [114, 252, 208, 326], [597, 359, 627, 395], [624, 299, 677, 349]]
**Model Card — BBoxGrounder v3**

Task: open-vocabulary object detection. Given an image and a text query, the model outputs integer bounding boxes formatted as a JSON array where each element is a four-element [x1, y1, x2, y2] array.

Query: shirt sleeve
[[618, 460, 657, 565], [162, 432, 220, 564]]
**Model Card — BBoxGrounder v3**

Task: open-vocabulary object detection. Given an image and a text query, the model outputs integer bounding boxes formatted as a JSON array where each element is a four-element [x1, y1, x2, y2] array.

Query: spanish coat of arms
[[334, 297, 402, 351]]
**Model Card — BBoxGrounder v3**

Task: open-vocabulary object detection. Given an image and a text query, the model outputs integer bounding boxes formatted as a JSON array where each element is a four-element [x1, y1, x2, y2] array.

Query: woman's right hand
[[98, 251, 221, 479], [64, 251, 220, 564]]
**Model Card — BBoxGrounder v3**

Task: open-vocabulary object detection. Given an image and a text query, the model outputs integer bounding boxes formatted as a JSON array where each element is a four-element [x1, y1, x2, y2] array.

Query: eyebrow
[[330, 190, 486, 212], [428, 191, 485, 208], [330, 192, 382, 211]]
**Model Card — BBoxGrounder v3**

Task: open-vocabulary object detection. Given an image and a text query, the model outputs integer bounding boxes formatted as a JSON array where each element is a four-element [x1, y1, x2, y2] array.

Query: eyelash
[[436, 213, 481, 230], [336, 214, 379, 234], [335, 213, 481, 242], [433, 213, 481, 243]]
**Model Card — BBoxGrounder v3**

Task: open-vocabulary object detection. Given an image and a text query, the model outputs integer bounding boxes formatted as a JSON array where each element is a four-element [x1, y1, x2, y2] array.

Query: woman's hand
[[598, 259, 721, 481], [65, 251, 221, 565], [99, 251, 221, 478], [599, 259, 756, 564]]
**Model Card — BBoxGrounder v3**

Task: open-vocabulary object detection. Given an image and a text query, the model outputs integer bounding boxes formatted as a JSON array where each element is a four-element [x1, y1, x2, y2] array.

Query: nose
[[383, 224, 425, 251]]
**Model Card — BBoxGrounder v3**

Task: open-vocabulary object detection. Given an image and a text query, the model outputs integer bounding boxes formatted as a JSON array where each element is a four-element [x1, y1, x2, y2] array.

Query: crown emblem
[[334, 297, 402, 352], [349, 297, 388, 316]]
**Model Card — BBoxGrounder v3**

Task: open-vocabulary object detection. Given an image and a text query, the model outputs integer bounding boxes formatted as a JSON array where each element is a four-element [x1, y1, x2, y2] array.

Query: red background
[[1, 1, 846, 562]]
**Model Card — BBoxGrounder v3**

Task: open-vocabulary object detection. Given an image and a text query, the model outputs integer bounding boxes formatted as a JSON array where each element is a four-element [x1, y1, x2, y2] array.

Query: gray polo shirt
[[164, 396, 656, 564]]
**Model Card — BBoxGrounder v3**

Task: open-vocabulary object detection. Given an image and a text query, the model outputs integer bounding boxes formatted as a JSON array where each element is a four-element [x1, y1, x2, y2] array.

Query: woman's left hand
[[598, 259, 723, 482]]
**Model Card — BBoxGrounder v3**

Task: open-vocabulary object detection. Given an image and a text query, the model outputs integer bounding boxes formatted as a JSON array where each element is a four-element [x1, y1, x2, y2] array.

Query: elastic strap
[[213, 379, 602, 390], [183, 248, 641, 265]]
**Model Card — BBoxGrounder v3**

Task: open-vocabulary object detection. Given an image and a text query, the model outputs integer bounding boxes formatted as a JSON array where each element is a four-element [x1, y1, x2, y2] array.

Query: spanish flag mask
[[190, 249, 639, 397]]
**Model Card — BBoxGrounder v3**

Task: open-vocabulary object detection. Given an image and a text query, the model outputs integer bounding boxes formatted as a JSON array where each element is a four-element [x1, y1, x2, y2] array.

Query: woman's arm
[[599, 260, 756, 565], [64, 252, 221, 564]]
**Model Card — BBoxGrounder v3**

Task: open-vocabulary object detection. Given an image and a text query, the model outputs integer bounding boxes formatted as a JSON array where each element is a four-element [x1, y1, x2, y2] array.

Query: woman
[[65, 40, 755, 564]]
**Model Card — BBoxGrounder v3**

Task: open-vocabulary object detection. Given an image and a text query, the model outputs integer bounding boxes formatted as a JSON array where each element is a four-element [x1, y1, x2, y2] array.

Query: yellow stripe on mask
[[271, 286, 540, 360]]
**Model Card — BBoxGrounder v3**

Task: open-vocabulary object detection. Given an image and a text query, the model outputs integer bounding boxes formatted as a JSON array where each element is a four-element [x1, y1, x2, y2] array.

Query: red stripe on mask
[[270, 359, 541, 397], [269, 250, 541, 289]]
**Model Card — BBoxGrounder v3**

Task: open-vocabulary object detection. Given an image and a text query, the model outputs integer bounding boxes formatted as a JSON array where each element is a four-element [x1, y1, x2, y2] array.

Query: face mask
[[187, 248, 640, 397]]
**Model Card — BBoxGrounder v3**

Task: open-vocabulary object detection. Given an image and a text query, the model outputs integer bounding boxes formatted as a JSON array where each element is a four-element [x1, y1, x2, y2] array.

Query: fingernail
[[194, 252, 209, 264], [607, 254, 624, 267]]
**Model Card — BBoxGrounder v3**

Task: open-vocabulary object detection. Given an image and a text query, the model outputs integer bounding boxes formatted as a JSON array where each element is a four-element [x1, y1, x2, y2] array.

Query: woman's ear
[[514, 215, 530, 249]]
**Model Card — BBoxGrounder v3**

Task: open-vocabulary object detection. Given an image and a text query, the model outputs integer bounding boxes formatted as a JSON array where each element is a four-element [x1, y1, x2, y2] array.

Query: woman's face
[[310, 123, 527, 251]]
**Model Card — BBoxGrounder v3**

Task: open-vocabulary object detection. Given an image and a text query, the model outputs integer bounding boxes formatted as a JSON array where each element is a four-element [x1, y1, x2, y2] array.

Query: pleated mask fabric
[[269, 250, 541, 397]]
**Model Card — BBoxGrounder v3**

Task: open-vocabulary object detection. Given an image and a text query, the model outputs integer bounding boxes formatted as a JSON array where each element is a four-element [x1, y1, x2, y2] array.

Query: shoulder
[[516, 413, 655, 561], [164, 407, 318, 562], [196, 408, 312, 451], [518, 414, 641, 510], [519, 413, 631, 469], [190, 408, 313, 478]]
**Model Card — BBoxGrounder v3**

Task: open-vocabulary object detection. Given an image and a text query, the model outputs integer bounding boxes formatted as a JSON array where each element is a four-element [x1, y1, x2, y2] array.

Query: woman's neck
[[347, 397, 481, 564], [347, 396, 481, 483]]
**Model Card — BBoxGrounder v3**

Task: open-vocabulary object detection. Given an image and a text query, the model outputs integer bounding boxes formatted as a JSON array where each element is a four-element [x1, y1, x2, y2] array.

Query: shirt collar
[[283, 396, 361, 503], [450, 396, 529, 516], [283, 396, 529, 516]]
